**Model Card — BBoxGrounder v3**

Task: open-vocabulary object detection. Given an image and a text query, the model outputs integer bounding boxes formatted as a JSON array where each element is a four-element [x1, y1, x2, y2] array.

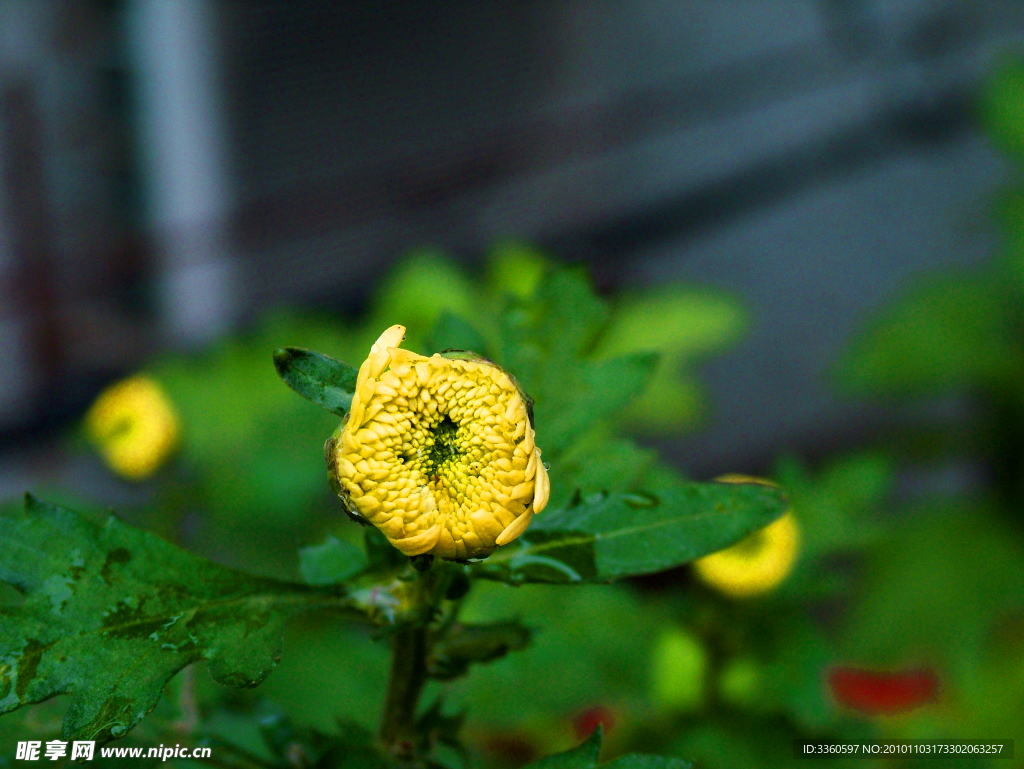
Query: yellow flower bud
[[84, 375, 181, 480], [692, 475, 799, 598], [327, 325, 547, 559]]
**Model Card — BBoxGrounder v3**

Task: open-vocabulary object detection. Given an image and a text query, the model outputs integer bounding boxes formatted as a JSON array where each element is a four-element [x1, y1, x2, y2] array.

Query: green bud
[[649, 627, 707, 712]]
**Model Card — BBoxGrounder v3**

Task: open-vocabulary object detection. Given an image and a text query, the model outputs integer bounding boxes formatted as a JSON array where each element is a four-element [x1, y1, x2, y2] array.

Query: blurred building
[[1, 0, 1024, 477]]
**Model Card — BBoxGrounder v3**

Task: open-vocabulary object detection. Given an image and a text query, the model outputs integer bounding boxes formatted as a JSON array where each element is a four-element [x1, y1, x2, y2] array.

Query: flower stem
[[379, 623, 429, 760]]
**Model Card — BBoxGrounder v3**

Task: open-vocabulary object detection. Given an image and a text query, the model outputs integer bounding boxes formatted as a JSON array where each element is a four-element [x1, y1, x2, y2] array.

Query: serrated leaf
[[273, 347, 358, 416], [299, 536, 368, 585], [0, 497, 359, 743], [473, 478, 787, 584]]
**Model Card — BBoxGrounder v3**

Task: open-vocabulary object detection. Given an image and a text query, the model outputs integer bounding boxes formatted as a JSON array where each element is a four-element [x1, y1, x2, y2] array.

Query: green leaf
[[774, 453, 892, 561], [540, 353, 659, 456], [427, 312, 489, 357], [0, 496, 359, 743], [486, 240, 550, 300], [980, 57, 1024, 162], [596, 288, 745, 362], [839, 504, 1024, 670], [427, 621, 531, 680], [604, 756, 692, 768], [473, 477, 787, 584], [835, 273, 1022, 396], [524, 727, 691, 769], [619, 367, 705, 435], [548, 436, 656, 511], [370, 250, 475, 337], [272, 346, 358, 416], [496, 268, 658, 456], [299, 536, 368, 585], [363, 527, 408, 571], [525, 726, 602, 768]]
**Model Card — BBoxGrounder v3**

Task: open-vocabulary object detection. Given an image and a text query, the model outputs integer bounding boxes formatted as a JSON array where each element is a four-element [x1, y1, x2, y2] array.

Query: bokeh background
[[3, 2, 1024, 767]]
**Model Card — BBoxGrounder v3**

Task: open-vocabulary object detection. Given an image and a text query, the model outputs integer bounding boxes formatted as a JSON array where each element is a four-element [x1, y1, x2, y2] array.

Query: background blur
[[3, 0, 1023, 490], [3, 2, 1024, 767]]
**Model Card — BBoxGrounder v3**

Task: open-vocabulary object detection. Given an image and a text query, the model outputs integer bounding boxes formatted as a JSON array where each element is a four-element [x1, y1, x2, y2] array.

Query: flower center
[[423, 414, 462, 475]]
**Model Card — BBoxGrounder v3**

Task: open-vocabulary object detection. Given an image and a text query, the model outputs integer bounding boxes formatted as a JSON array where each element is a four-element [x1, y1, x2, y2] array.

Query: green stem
[[379, 564, 448, 760], [379, 623, 430, 759]]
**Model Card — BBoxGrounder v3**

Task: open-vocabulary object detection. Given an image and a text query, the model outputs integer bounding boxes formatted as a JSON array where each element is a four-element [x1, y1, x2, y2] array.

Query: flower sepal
[[324, 420, 370, 526]]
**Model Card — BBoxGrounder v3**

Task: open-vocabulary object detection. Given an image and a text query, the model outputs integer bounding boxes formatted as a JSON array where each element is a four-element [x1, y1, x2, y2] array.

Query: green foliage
[[299, 536, 369, 585], [427, 621, 532, 680], [275, 266, 788, 586], [495, 270, 743, 445], [840, 504, 1024, 669], [980, 56, 1024, 162], [836, 272, 1021, 396], [428, 312, 490, 357], [804, 59, 1024, 765], [0, 496, 358, 743], [30, 248, 775, 765], [595, 288, 745, 434], [486, 242, 548, 300], [447, 580, 673, 756], [473, 480, 785, 584], [151, 314, 353, 538], [273, 348, 358, 417], [525, 728, 602, 769], [524, 728, 691, 768], [370, 250, 476, 352], [649, 628, 706, 712]]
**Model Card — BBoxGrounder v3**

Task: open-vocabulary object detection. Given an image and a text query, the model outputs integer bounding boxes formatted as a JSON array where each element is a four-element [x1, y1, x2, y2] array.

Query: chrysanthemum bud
[[326, 325, 548, 559], [84, 375, 181, 480], [692, 475, 799, 598]]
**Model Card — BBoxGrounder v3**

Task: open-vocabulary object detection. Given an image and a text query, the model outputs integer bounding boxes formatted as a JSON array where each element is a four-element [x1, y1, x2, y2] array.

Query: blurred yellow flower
[[85, 375, 181, 480], [693, 475, 799, 598], [327, 325, 548, 559]]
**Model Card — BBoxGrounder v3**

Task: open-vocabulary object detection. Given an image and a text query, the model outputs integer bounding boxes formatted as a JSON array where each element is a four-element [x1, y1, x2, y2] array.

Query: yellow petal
[[495, 508, 534, 546], [470, 510, 503, 542], [532, 451, 550, 513], [330, 324, 544, 560], [392, 524, 442, 556], [388, 346, 426, 366], [522, 425, 535, 455], [368, 325, 406, 378], [509, 481, 534, 501], [525, 449, 537, 480]]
